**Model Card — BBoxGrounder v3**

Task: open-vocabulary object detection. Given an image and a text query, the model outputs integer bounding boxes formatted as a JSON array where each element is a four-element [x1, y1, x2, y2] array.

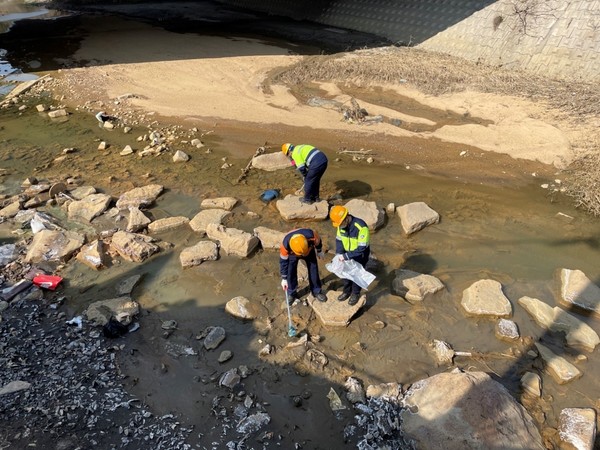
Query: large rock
[[76, 240, 107, 270], [25, 230, 85, 263], [110, 231, 159, 262], [535, 343, 582, 384], [126, 206, 152, 232], [115, 184, 164, 209], [396, 202, 439, 235], [148, 216, 190, 233], [189, 209, 231, 234], [86, 296, 139, 326], [559, 268, 600, 317], [276, 195, 329, 221], [518, 296, 599, 351], [225, 296, 264, 320], [401, 370, 545, 450], [251, 152, 290, 171], [461, 279, 512, 318], [344, 199, 385, 231], [200, 197, 238, 211], [307, 291, 366, 326], [391, 269, 444, 302], [206, 223, 259, 258], [559, 408, 597, 450], [67, 193, 112, 222], [253, 226, 285, 250], [180, 241, 218, 268]]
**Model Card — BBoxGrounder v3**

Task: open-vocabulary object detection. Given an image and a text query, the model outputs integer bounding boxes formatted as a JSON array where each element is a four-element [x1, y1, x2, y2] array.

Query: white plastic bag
[[325, 257, 376, 289]]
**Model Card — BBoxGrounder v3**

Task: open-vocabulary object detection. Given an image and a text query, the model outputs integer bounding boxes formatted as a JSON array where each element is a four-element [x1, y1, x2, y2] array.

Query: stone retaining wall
[[219, 0, 600, 81]]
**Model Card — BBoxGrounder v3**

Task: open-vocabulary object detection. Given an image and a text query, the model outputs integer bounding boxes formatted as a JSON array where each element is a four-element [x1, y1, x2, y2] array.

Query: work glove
[[281, 279, 288, 291], [317, 251, 324, 259]]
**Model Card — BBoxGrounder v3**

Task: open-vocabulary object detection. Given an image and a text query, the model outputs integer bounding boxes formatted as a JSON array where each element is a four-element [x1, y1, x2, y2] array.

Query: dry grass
[[267, 46, 600, 215]]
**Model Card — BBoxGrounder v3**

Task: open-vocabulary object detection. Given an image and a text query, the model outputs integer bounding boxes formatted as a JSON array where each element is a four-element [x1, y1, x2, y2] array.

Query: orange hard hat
[[282, 143, 294, 155], [329, 205, 348, 227], [289, 233, 309, 256]]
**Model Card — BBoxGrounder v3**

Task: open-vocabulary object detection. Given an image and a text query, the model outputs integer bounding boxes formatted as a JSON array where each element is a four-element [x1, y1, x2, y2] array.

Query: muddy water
[[2, 7, 600, 447]]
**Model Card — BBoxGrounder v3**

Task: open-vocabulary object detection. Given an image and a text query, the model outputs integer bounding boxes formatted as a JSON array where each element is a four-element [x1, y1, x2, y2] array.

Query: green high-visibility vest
[[337, 220, 370, 251]]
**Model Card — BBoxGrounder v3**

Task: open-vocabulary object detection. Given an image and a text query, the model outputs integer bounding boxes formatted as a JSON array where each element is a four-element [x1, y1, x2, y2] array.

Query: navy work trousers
[[285, 250, 322, 297], [303, 153, 328, 201]]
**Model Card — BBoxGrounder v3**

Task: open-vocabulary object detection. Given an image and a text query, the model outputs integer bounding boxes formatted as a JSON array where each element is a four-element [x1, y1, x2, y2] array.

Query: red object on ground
[[32, 275, 63, 291]]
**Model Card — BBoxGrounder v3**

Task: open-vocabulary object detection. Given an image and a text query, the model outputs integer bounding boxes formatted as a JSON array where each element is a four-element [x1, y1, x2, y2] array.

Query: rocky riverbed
[[1, 80, 599, 448]]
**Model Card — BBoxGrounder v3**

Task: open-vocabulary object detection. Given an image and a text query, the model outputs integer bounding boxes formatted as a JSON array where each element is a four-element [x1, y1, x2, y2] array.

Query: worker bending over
[[330, 206, 370, 306], [282, 143, 328, 205], [280, 228, 327, 304]]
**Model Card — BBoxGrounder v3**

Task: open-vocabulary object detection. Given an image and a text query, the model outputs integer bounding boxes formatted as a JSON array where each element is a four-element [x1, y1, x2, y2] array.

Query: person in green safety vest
[[329, 205, 370, 306], [281, 143, 328, 204]]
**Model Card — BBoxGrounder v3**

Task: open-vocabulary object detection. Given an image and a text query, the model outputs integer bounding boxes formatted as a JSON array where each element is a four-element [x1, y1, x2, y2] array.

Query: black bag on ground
[[103, 317, 129, 338]]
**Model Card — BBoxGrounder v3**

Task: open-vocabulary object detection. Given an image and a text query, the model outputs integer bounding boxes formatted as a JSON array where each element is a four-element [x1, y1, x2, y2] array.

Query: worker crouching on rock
[[282, 143, 328, 205], [330, 205, 370, 306], [280, 228, 327, 304]]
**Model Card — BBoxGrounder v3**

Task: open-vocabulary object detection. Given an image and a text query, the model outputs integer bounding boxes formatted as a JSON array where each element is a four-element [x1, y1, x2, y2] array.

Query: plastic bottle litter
[[325, 258, 375, 289]]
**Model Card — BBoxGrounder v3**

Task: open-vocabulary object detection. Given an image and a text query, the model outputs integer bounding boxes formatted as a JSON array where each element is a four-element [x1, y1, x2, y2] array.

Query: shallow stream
[[1, 3, 600, 447]]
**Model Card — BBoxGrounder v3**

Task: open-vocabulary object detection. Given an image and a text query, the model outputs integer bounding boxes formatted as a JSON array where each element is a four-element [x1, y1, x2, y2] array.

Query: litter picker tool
[[284, 291, 297, 338]]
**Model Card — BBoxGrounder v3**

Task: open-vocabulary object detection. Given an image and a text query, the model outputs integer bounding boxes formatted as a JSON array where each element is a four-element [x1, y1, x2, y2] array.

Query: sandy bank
[[61, 17, 573, 168]]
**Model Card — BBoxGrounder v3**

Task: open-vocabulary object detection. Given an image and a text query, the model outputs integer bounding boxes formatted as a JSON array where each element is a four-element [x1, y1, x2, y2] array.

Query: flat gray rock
[[67, 193, 112, 222], [116, 184, 164, 209], [148, 216, 190, 233], [180, 241, 218, 268], [392, 269, 444, 302], [276, 195, 329, 221], [201, 197, 237, 211], [253, 226, 285, 250], [396, 201, 439, 235], [461, 279, 512, 318], [307, 291, 366, 326], [344, 198, 385, 231], [206, 224, 259, 258], [189, 209, 231, 234]]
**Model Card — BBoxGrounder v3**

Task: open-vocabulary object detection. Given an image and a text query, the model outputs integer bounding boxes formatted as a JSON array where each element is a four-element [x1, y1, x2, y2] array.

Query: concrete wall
[[218, 0, 600, 81]]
